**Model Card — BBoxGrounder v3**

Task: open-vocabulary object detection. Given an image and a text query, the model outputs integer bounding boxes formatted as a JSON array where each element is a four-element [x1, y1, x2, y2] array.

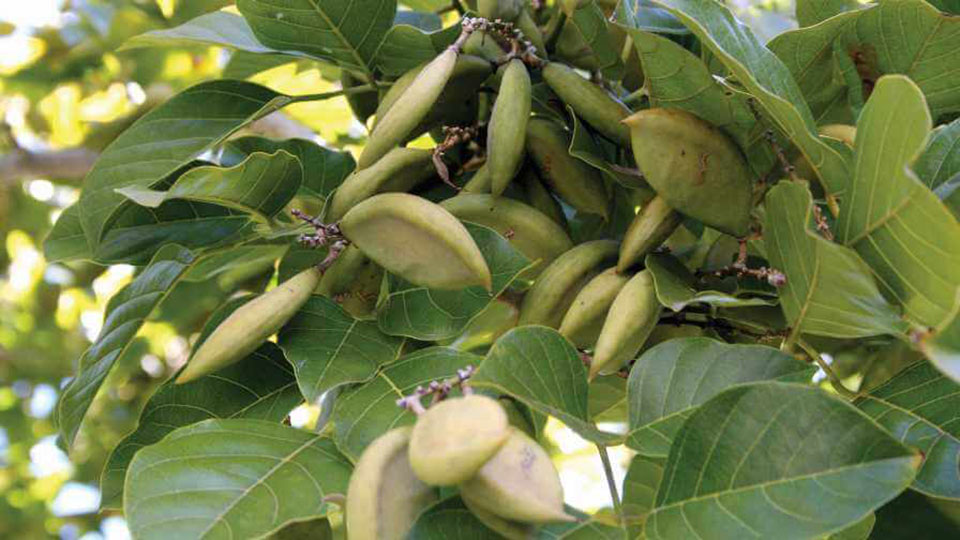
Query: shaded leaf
[[184, 245, 288, 282], [375, 20, 460, 77], [471, 326, 623, 445], [614, 0, 688, 35], [921, 303, 960, 383], [915, 117, 960, 191], [626, 338, 812, 457], [871, 489, 960, 539], [237, 0, 397, 75], [376, 223, 533, 341], [57, 245, 196, 448], [124, 419, 352, 540], [645, 382, 919, 539], [646, 253, 775, 313], [589, 374, 628, 423], [567, 108, 650, 190], [332, 347, 481, 460], [765, 180, 907, 339], [77, 80, 288, 250], [623, 454, 665, 535], [856, 361, 960, 500], [795, 0, 860, 28], [117, 150, 302, 222], [836, 75, 960, 328], [99, 343, 301, 509], [826, 513, 875, 540], [561, 0, 624, 80], [279, 295, 405, 403], [652, 0, 850, 195]]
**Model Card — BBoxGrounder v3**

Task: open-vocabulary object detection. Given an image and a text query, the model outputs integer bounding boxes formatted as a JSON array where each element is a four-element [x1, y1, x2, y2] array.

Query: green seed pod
[[558, 266, 631, 349], [327, 147, 435, 221], [516, 9, 546, 57], [518, 239, 618, 328], [518, 164, 567, 228], [462, 164, 492, 194], [176, 267, 321, 383], [316, 245, 383, 319], [341, 71, 378, 123], [623, 108, 752, 236], [542, 62, 631, 147], [340, 193, 492, 291], [591, 270, 660, 380], [462, 495, 538, 540], [478, 0, 523, 21], [373, 54, 492, 142], [525, 118, 609, 219], [463, 31, 507, 64], [617, 195, 683, 273], [360, 49, 458, 169], [346, 427, 438, 540], [459, 428, 574, 524], [488, 60, 532, 195], [408, 395, 510, 486], [441, 193, 572, 278]]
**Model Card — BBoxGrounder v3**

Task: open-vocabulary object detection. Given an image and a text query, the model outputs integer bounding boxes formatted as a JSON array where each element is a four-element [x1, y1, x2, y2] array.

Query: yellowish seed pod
[[516, 9, 546, 57], [558, 266, 631, 349], [408, 395, 510, 486], [542, 62, 631, 147], [360, 49, 458, 169], [176, 267, 321, 383], [346, 427, 438, 540], [488, 59, 532, 195], [316, 245, 382, 319], [617, 195, 683, 273], [518, 165, 567, 228], [327, 147, 435, 221], [525, 118, 609, 219], [462, 164, 492, 194], [339, 193, 492, 291], [623, 108, 752, 236], [591, 270, 660, 380], [462, 496, 538, 540], [459, 428, 575, 524], [518, 240, 619, 328], [441, 193, 572, 278]]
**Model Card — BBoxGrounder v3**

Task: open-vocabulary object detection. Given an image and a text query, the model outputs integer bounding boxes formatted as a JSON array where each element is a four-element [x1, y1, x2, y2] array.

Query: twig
[[289, 84, 381, 104], [396, 366, 477, 414], [291, 209, 349, 272], [596, 444, 624, 527], [432, 125, 479, 189], [812, 204, 834, 241], [797, 339, 859, 399], [704, 237, 786, 288]]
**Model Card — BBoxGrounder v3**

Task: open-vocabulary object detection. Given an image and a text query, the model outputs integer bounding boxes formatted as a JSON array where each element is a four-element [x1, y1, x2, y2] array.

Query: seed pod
[[591, 270, 660, 380], [525, 118, 609, 219], [341, 71, 378, 123], [516, 9, 546, 57], [441, 193, 572, 278], [542, 62, 631, 147], [519, 165, 567, 228], [459, 428, 574, 524], [463, 31, 507, 64], [558, 267, 631, 349], [478, 0, 523, 21], [462, 495, 538, 540], [346, 427, 438, 540], [316, 245, 383, 319], [623, 108, 752, 236], [340, 193, 492, 291], [488, 60, 532, 195], [462, 164, 492, 194], [373, 54, 492, 142], [518, 240, 619, 328], [176, 267, 321, 383], [408, 395, 510, 486], [617, 195, 683, 273], [328, 147, 435, 221], [360, 49, 458, 169]]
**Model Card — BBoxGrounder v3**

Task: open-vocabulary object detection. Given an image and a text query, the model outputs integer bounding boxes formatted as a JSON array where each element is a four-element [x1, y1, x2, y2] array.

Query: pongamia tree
[[46, 0, 960, 538]]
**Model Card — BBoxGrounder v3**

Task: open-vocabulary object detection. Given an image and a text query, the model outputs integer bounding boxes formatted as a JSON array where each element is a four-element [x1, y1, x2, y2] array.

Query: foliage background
[[2, 1, 957, 539]]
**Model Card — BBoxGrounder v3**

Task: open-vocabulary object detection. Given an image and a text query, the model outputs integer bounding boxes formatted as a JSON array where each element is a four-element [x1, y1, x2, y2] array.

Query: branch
[[0, 147, 99, 184]]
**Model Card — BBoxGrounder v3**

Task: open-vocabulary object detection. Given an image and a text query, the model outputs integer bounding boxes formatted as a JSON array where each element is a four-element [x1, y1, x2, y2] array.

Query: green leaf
[[57, 245, 197, 449], [99, 342, 301, 509], [871, 489, 960, 539], [625, 338, 812, 457], [645, 382, 920, 539], [332, 347, 481, 460], [614, 0, 688, 35], [278, 295, 405, 403], [271, 518, 333, 540], [652, 0, 851, 195], [826, 513, 875, 540], [623, 454, 665, 535], [795, 0, 859, 28], [589, 374, 628, 423], [222, 136, 356, 201], [915, 117, 960, 191], [77, 80, 288, 250], [121, 11, 291, 56], [184, 245, 288, 282], [764, 180, 907, 339], [920, 303, 960, 382], [43, 204, 91, 262], [770, 0, 960, 120], [567, 108, 649, 190], [471, 326, 623, 445], [237, 0, 397, 75], [116, 150, 302, 222], [645, 253, 775, 312], [855, 361, 960, 500], [622, 28, 775, 177], [376, 223, 533, 341], [374, 20, 459, 77], [223, 51, 302, 80], [124, 419, 352, 540], [836, 75, 960, 328], [561, 0, 624, 80]]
